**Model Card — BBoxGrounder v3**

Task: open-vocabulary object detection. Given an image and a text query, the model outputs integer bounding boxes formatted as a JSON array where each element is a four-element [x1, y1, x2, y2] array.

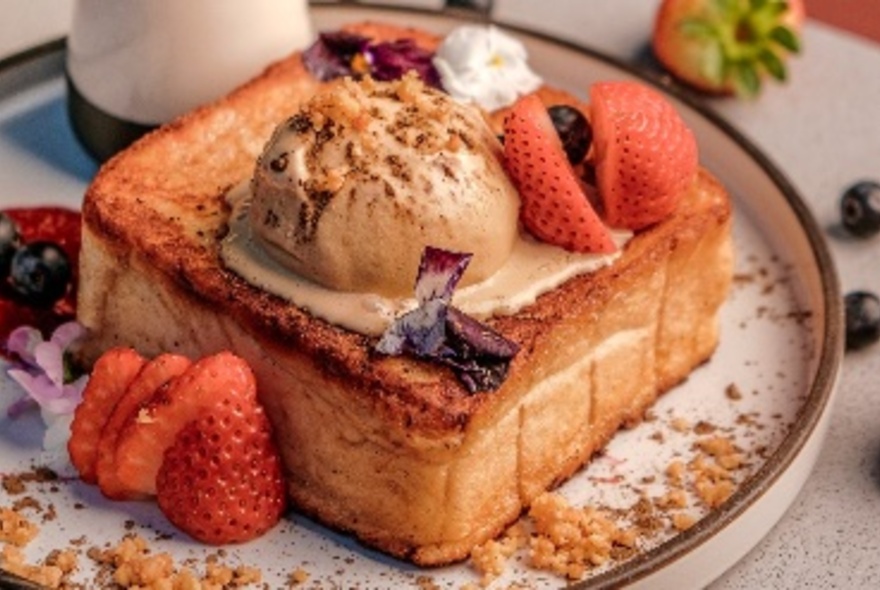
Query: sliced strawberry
[[503, 93, 617, 253], [95, 353, 192, 500], [112, 351, 258, 497], [156, 392, 287, 544], [68, 347, 146, 484], [590, 81, 698, 230]]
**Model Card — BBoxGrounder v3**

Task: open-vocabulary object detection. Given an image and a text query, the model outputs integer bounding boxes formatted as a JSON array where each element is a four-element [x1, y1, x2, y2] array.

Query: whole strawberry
[[652, 0, 804, 97], [156, 391, 287, 545]]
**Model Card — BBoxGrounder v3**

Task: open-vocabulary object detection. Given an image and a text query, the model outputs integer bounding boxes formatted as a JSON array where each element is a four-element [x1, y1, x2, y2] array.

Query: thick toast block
[[77, 22, 733, 565]]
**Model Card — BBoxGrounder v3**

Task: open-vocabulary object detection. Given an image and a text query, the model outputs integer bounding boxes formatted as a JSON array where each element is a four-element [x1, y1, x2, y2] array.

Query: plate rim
[[0, 3, 844, 588]]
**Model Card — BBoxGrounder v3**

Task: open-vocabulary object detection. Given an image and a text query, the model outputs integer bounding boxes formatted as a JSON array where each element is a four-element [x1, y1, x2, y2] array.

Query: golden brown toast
[[76, 22, 733, 565]]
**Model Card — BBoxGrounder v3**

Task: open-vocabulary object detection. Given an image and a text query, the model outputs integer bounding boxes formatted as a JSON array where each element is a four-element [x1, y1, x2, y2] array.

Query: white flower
[[4, 321, 89, 452], [433, 25, 543, 112]]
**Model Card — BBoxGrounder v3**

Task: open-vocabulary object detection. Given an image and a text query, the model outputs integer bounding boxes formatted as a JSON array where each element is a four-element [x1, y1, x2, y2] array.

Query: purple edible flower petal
[[51, 321, 86, 351], [445, 307, 519, 360], [6, 396, 36, 419], [34, 340, 65, 387], [4, 321, 88, 419], [414, 246, 472, 303], [443, 307, 519, 393], [6, 325, 42, 366], [376, 247, 519, 393], [302, 31, 369, 81], [376, 298, 448, 358], [367, 39, 442, 88], [7, 369, 82, 415], [302, 30, 442, 88]]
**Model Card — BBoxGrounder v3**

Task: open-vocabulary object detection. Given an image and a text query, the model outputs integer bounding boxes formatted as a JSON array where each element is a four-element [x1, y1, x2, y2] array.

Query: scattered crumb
[[2, 468, 58, 496], [0, 507, 76, 589], [0, 514, 269, 590], [87, 535, 264, 589], [287, 567, 310, 587], [0, 506, 39, 546], [725, 383, 744, 400], [1, 544, 67, 589], [469, 522, 527, 586], [468, 413, 755, 584], [670, 417, 690, 432], [415, 574, 441, 589], [2, 474, 25, 495], [526, 493, 637, 581], [671, 512, 697, 531]]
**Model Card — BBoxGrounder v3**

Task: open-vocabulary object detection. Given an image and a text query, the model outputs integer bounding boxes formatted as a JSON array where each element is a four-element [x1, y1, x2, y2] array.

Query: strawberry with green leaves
[[653, 0, 805, 97]]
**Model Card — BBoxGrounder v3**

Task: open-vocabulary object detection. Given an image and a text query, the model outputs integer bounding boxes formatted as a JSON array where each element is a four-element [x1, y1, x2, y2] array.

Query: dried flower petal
[[302, 31, 441, 88], [415, 246, 472, 303], [302, 31, 370, 82], [50, 321, 86, 351], [6, 325, 42, 365], [368, 39, 442, 88], [3, 322, 88, 458], [34, 340, 65, 387], [4, 321, 88, 419], [376, 247, 518, 393]]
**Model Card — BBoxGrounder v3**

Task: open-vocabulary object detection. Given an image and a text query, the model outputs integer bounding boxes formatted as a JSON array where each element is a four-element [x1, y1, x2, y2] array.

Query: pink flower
[[5, 322, 88, 418]]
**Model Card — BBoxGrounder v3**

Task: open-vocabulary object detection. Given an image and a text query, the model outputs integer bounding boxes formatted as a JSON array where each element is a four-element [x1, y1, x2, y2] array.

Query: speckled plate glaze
[[0, 4, 842, 589]]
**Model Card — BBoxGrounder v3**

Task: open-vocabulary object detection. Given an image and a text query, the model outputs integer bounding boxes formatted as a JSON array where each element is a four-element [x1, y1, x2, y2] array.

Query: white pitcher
[[66, 0, 314, 161]]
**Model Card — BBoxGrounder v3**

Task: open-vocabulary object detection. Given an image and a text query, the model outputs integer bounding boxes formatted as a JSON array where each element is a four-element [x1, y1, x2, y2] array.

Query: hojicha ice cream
[[248, 73, 520, 298]]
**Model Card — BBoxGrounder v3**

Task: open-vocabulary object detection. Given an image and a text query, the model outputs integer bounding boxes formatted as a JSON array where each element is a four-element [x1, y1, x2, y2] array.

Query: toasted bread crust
[[78, 22, 733, 565]]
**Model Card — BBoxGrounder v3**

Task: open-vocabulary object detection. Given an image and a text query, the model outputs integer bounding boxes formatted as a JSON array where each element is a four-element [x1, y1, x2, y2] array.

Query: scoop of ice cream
[[249, 73, 520, 297]]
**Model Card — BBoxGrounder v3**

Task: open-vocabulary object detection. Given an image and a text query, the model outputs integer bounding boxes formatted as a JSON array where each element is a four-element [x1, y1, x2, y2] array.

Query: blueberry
[[840, 180, 880, 237], [844, 291, 880, 351], [8, 241, 72, 307], [0, 212, 22, 278], [548, 105, 592, 164]]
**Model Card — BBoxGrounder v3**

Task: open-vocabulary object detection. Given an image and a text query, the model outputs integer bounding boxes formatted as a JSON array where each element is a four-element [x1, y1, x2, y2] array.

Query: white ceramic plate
[[0, 5, 842, 589]]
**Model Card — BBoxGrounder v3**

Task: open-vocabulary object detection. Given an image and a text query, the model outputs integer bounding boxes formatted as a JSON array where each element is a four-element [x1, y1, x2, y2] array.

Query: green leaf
[[758, 48, 787, 80], [730, 61, 761, 97], [701, 42, 726, 86], [749, 0, 769, 11], [770, 25, 801, 52], [713, 0, 740, 20], [679, 17, 720, 40], [762, 0, 788, 19]]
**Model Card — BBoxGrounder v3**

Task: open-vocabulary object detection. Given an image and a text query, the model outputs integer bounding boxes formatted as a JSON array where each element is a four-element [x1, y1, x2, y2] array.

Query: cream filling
[[221, 183, 631, 336]]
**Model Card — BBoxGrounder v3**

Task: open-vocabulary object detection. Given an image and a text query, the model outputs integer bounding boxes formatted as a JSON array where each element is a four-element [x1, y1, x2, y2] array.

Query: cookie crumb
[[0, 506, 39, 546], [287, 567, 310, 586], [527, 493, 637, 581], [469, 522, 527, 586], [725, 383, 744, 400]]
